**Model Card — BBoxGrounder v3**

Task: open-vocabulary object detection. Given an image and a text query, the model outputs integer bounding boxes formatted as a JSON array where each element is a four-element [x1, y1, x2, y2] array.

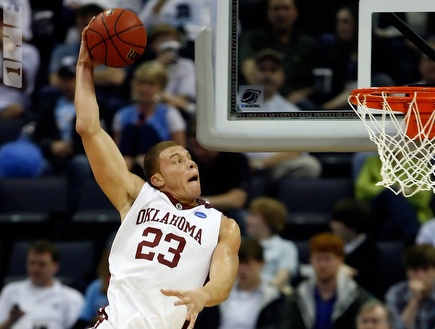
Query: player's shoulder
[[219, 214, 241, 236]]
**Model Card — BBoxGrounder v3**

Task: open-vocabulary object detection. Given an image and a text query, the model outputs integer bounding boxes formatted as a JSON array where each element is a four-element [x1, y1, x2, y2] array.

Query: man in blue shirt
[[279, 232, 374, 329]]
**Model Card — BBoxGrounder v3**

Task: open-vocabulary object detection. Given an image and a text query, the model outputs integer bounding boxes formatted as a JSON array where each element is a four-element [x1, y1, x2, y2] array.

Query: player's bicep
[[209, 217, 241, 286], [81, 127, 142, 214]]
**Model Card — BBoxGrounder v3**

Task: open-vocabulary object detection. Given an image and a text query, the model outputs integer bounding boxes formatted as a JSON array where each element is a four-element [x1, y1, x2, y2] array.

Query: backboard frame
[[195, 0, 435, 152]]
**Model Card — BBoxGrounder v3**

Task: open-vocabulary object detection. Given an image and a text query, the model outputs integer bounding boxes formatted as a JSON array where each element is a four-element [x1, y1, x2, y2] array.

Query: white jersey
[[104, 183, 222, 329]]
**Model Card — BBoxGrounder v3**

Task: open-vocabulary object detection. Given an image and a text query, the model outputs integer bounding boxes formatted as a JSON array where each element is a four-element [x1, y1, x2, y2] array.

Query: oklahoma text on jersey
[[136, 207, 203, 244]]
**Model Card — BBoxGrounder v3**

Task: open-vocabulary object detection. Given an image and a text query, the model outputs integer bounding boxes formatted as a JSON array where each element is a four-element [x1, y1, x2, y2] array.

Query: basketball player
[[74, 23, 241, 329]]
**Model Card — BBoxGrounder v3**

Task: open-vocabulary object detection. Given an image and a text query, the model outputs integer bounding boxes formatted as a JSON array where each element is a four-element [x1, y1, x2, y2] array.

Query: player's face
[[357, 306, 391, 329], [27, 251, 59, 287], [311, 251, 343, 283], [158, 145, 201, 202]]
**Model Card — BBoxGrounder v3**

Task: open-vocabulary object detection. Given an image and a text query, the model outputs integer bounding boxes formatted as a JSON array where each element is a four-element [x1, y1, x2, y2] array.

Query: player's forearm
[[200, 272, 236, 307], [75, 63, 101, 135]]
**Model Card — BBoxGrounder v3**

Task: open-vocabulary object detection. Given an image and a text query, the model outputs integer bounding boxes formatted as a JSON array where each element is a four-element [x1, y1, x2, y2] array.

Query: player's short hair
[[403, 243, 435, 269], [28, 240, 60, 262], [248, 197, 288, 234], [309, 232, 345, 258], [133, 61, 169, 90], [143, 141, 179, 188], [238, 238, 264, 264], [331, 197, 371, 234]]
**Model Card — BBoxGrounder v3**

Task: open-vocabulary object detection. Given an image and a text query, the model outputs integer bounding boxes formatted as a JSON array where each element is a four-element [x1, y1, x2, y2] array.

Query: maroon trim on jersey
[[181, 320, 190, 329], [162, 192, 211, 209], [93, 306, 109, 328]]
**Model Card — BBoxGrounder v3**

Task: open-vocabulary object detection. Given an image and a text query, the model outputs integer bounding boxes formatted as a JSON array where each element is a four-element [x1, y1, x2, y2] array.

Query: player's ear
[[150, 173, 164, 188]]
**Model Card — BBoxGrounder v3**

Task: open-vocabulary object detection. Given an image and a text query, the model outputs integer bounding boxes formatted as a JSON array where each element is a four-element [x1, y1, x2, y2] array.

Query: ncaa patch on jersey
[[194, 211, 207, 218]]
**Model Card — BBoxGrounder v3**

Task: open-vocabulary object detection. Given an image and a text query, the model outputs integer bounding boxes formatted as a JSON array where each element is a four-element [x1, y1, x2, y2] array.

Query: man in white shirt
[[242, 49, 322, 189], [0, 240, 84, 329]]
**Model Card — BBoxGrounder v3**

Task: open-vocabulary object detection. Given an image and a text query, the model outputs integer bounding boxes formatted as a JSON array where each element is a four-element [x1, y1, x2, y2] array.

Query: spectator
[[241, 48, 322, 195], [245, 197, 298, 293], [113, 60, 186, 175], [314, 3, 394, 109], [195, 238, 285, 329], [356, 300, 393, 329], [354, 153, 433, 244], [62, 0, 143, 15], [0, 240, 84, 329], [149, 24, 197, 119], [279, 232, 374, 329], [415, 218, 435, 246], [413, 36, 435, 86], [238, 48, 301, 113], [0, 140, 45, 178], [138, 0, 211, 60], [330, 197, 382, 298], [187, 118, 251, 235], [32, 55, 113, 211], [0, 5, 40, 120], [385, 243, 435, 329], [239, 0, 319, 108]]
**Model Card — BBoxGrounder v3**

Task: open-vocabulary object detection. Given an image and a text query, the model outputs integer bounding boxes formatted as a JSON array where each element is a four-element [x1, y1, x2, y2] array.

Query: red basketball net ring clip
[[348, 86, 435, 197]]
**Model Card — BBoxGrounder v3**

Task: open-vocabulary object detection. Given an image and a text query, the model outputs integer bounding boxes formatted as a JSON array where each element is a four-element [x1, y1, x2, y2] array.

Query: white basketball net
[[348, 91, 435, 197]]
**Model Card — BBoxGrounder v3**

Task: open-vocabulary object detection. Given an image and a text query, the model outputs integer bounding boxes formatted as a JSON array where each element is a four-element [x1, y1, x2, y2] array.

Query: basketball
[[86, 8, 147, 67]]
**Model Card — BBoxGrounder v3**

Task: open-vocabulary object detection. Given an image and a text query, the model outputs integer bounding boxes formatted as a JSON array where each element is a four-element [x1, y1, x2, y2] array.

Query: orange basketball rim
[[349, 86, 435, 139]]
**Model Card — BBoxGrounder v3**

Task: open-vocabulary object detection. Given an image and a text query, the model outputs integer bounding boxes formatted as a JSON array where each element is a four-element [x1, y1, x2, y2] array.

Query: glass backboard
[[195, 0, 435, 152]]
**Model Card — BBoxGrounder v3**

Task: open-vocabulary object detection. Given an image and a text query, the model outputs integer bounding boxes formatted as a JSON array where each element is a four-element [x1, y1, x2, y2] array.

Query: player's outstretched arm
[[161, 215, 241, 328], [75, 23, 143, 219]]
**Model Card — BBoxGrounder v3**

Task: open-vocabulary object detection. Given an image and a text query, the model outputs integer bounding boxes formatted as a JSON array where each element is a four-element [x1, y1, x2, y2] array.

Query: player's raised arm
[[74, 24, 143, 219]]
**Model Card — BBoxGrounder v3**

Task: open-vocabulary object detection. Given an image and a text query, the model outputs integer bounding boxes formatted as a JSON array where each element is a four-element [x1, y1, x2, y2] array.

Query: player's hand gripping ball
[[86, 8, 147, 67]]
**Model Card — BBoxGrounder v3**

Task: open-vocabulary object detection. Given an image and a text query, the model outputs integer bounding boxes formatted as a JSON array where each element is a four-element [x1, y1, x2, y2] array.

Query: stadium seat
[[377, 241, 406, 298], [0, 119, 25, 146], [4, 240, 95, 293], [246, 176, 267, 203], [72, 178, 119, 223], [278, 178, 353, 240], [68, 179, 119, 247], [0, 177, 68, 223]]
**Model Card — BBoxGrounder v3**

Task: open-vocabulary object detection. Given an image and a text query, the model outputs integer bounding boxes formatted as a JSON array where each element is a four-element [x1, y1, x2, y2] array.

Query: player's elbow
[[76, 117, 100, 137]]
